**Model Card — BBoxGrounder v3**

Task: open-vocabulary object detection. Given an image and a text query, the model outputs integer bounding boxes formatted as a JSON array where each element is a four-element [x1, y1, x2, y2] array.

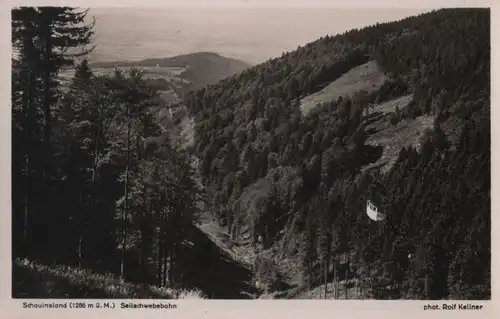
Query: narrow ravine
[[164, 97, 260, 299]]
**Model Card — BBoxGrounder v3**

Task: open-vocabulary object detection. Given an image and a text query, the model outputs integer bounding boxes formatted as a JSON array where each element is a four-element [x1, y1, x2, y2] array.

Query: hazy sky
[[88, 7, 431, 64]]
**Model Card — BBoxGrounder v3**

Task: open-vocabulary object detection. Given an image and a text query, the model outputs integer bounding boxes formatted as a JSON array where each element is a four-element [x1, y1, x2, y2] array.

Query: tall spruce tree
[[12, 7, 95, 259]]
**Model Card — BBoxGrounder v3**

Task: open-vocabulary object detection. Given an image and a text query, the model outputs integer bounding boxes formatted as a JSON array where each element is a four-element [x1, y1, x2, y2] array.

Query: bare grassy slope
[[362, 95, 435, 173], [297, 58, 434, 178], [299, 59, 434, 174], [300, 61, 387, 116]]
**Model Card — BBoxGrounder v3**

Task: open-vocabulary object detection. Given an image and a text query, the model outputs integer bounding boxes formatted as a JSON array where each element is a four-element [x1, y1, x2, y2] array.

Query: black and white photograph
[[11, 5, 490, 301]]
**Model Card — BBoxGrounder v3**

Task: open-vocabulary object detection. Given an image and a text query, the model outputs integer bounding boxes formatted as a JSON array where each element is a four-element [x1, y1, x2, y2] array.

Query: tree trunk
[[23, 155, 29, 256], [78, 189, 84, 267], [41, 20, 55, 260], [21, 66, 34, 258], [157, 213, 164, 286], [308, 259, 312, 291], [371, 279, 374, 299], [424, 275, 429, 299], [83, 158, 97, 265], [42, 27, 52, 181], [162, 240, 168, 287], [317, 260, 321, 299], [333, 256, 337, 299], [157, 235, 162, 285], [162, 208, 169, 287], [120, 107, 132, 279], [140, 185, 150, 283], [169, 237, 175, 286], [324, 258, 329, 299], [345, 253, 349, 299]]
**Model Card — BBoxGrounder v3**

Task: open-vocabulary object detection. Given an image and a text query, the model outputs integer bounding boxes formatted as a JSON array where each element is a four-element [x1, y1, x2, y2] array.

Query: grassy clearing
[[362, 94, 435, 173], [364, 115, 435, 173], [300, 61, 387, 116], [178, 113, 195, 148], [12, 258, 205, 299], [372, 94, 413, 115]]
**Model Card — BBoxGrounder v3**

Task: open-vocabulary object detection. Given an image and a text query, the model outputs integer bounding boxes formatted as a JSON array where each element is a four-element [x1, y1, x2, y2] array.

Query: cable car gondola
[[366, 200, 386, 221], [366, 180, 388, 222]]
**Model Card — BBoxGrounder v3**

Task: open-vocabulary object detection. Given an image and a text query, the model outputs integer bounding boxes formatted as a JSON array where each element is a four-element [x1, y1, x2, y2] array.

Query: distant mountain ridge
[[89, 52, 252, 89]]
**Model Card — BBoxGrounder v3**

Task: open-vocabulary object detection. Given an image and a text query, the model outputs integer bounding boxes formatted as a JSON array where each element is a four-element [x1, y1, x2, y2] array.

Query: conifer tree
[[12, 7, 95, 259]]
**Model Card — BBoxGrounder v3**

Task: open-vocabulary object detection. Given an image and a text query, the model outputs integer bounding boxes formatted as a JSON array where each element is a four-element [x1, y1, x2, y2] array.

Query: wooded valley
[[11, 7, 490, 300]]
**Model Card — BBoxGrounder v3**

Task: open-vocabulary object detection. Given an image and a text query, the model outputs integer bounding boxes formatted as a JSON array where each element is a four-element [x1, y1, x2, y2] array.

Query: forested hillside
[[185, 8, 490, 299]]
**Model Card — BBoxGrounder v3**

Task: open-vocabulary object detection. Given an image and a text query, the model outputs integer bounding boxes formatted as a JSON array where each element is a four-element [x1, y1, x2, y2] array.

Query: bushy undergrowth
[[253, 252, 288, 293], [12, 258, 206, 299]]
